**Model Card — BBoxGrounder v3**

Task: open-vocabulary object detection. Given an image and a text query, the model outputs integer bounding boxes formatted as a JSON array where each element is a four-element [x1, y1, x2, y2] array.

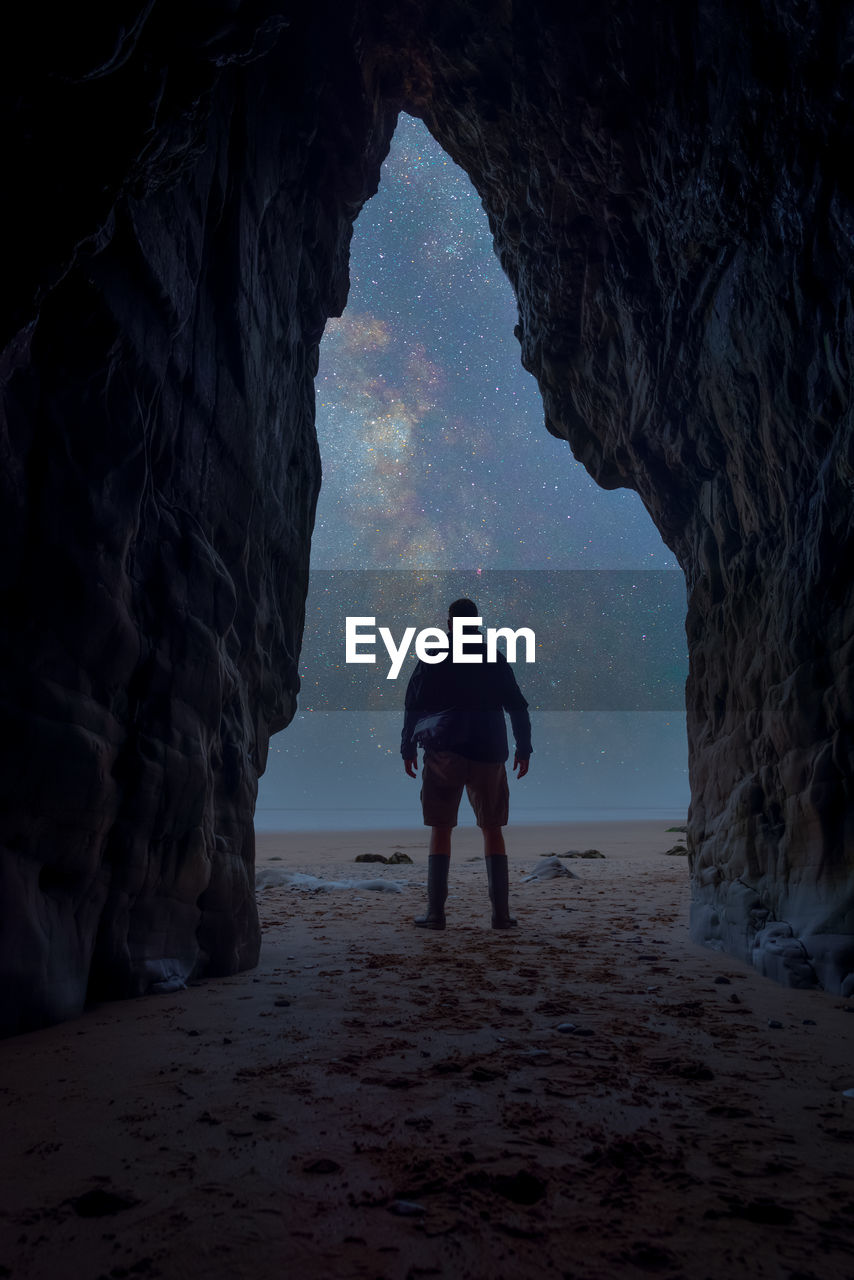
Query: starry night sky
[[310, 114, 678, 572], [256, 114, 689, 830]]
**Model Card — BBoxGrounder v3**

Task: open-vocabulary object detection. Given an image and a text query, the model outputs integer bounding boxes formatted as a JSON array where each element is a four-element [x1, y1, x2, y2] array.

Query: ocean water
[[254, 805, 687, 833]]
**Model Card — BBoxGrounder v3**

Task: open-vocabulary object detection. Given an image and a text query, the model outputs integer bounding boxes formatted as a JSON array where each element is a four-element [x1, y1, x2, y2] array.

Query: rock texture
[[0, 5, 396, 1032], [374, 0, 854, 993], [2, 1, 853, 1031]]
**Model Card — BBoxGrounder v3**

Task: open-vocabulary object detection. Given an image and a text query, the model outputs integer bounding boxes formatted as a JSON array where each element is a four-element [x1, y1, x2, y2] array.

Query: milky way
[[311, 113, 678, 572]]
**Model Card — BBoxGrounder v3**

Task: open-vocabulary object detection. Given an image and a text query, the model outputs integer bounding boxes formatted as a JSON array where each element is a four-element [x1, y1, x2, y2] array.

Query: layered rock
[[0, 5, 396, 1032], [1, 1, 852, 1032], [379, 0, 854, 992]]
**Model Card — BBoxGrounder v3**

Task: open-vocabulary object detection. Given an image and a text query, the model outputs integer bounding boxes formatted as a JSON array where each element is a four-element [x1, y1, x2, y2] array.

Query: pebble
[[768, 1019, 783, 1029], [802, 1019, 816, 1026], [69, 1188, 138, 1218], [302, 1158, 341, 1174], [842, 1089, 854, 1101], [713, 976, 731, 985]]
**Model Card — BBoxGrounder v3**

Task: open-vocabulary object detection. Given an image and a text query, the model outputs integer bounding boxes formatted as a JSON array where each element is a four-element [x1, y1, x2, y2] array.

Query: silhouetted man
[[401, 598, 532, 930]]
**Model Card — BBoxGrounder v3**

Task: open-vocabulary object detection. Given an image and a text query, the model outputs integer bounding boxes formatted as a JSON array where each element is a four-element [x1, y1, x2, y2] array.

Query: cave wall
[[372, 0, 854, 991], [2, 1, 853, 1033], [0, 4, 396, 1033]]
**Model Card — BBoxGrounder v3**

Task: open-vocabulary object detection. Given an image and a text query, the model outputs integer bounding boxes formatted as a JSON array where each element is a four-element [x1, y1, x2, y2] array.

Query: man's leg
[[482, 824, 517, 929], [430, 826, 452, 857], [415, 826, 451, 929], [482, 826, 505, 858], [416, 753, 463, 930], [468, 764, 516, 929]]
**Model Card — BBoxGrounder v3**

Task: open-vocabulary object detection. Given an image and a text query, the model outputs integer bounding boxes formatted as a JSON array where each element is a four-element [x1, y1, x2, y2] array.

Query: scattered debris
[[663, 844, 689, 856], [302, 1158, 341, 1175], [522, 857, 578, 882], [540, 849, 604, 859], [355, 850, 412, 865], [388, 1199, 426, 1216], [69, 1188, 138, 1218], [256, 869, 402, 894]]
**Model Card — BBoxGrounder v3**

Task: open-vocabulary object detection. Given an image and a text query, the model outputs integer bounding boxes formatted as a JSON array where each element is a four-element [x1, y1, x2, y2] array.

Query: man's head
[[447, 597, 480, 633]]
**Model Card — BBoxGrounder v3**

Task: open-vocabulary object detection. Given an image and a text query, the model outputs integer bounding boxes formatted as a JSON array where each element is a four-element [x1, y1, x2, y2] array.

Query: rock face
[[1, 2, 852, 1031], [0, 6, 396, 1032], [388, 2, 854, 994]]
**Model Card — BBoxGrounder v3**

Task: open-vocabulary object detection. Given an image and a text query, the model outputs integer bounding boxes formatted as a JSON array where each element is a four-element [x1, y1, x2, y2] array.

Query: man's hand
[[513, 753, 529, 778], [404, 757, 418, 778]]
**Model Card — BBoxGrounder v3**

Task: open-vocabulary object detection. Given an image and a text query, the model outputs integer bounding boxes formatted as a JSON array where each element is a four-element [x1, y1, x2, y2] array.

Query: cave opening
[[256, 112, 689, 834]]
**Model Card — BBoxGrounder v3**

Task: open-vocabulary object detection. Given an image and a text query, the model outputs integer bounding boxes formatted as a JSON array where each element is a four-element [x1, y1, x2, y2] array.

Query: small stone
[[69, 1188, 138, 1218], [663, 845, 688, 856], [387, 851, 413, 864], [713, 976, 731, 984], [355, 853, 388, 864], [302, 1158, 341, 1174], [274, 998, 290, 1007], [388, 1199, 426, 1216], [768, 1019, 783, 1029], [802, 1018, 816, 1026], [556, 1022, 576, 1033], [252, 1111, 276, 1122]]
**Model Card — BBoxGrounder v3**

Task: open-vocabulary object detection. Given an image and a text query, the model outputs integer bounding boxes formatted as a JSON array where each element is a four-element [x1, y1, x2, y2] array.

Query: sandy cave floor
[[1, 820, 854, 1280]]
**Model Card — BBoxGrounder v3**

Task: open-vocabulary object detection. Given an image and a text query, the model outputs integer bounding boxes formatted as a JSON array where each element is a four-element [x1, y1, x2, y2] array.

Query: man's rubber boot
[[486, 854, 517, 929], [414, 855, 449, 929]]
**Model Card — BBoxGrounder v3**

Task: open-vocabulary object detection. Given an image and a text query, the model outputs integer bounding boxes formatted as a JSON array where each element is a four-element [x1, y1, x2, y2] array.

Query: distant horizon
[[254, 804, 688, 833]]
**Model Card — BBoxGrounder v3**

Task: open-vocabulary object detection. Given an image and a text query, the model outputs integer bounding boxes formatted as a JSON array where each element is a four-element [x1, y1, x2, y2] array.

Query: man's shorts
[[420, 750, 509, 828]]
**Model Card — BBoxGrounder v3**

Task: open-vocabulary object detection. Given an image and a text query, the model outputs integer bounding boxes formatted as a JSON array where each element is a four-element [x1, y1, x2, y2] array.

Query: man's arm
[[401, 661, 425, 771], [499, 659, 532, 767]]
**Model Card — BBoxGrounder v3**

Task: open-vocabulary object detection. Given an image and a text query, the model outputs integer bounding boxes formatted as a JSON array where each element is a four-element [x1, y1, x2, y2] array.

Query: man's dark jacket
[[400, 635, 532, 763]]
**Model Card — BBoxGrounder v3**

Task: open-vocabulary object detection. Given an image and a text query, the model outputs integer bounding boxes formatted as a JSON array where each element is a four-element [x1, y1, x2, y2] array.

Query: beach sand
[[2, 819, 853, 1279]]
